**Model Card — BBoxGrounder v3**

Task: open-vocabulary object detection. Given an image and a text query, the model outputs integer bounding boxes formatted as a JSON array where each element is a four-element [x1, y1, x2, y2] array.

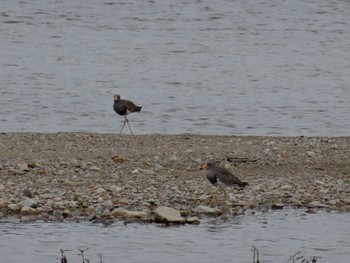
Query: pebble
[[1, 133, 350, 223], [20, 207, 38, 216], [8, 203, 23, 212], [21, 198, 38, 208]]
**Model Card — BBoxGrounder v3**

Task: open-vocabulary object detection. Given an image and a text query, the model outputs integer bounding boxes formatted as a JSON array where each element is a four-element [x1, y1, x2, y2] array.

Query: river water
[[1, 210, 349, 263], [1, 0, 350, 135]]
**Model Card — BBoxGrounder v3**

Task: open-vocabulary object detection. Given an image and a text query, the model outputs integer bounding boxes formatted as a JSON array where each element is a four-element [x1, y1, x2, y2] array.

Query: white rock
[[194, 205, 217, 214], [307, 151, 316, 157], [96, 188, 106, 194], [102, 200, 113, 208], [112, 207, 148, 218], [308, 201, 329, 208], [90, 166, 100, 171], [131, 169, 140, 174], [21, 198, 38, 208], [154, 206, 184, 223], [69, 201, 78, 208], [280, 184, 293, 191]]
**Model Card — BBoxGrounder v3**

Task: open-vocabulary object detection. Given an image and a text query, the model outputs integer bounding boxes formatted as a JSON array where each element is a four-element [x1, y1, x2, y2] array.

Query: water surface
[[1, 210, 349, 262], [1, 0, 350, 135]]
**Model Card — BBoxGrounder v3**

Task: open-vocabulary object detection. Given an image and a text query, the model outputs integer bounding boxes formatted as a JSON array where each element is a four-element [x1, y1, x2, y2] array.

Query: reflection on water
[[1, 0, 350, 135], [1, 210, 349, 262]]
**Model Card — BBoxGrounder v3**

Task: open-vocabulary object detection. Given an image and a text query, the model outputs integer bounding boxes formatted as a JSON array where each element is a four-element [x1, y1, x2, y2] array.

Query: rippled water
[[1, 0, 350, 135], [1, 210, 349, 262]]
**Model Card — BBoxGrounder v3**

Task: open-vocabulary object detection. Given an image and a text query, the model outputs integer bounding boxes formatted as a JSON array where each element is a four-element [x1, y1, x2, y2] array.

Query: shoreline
[[1, 132, 349, 224]]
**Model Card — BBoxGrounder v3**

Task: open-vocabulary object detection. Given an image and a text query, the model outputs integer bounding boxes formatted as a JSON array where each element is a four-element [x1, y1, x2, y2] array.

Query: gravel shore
[[0, 133, 349, 224]]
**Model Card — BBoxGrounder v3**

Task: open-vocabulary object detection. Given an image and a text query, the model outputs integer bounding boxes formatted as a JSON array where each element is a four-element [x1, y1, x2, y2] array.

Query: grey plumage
[[201, 161, 248, 211], [204, 161, 248, 188]]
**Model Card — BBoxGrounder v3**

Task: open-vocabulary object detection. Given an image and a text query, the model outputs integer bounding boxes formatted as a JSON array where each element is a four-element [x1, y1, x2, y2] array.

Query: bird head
[[200, 160, 217, 170], [113, 94, 121, 101]]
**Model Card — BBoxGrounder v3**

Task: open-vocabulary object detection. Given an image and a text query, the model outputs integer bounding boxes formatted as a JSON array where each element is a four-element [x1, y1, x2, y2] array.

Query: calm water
[[1, 210, 349, 263], [1, 0, 350, 135]]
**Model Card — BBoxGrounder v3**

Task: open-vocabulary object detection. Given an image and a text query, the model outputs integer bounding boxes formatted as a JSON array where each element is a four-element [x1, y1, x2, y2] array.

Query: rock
[[280, 184, 293, 191], [20, 207, 38, 216], [131, 168, 140, 174], [111, 186, 123, 192], [85, 206, 96, 214], [102, 200, 113, 208], [17, 163, 30, 172], [307, 151, 316, 157], [315, 180, 325, 186], [186, 216, 200, 224], [8, 203, 23, 212], [194, 205, 217, 214], [271, 203, 284, 209], [112, 155, 124, 163], [69, 201, 78, 208], [308, 201, 329, 208], [21, 198, 38, 208], [90, 166, 100, 171], [96, 188, 106, 194], [154, 206, 185, 224], [101, 209, 111, 217], [112, 207, 149, 218], [0, 184, 5, 192], [23, 189, 34, 198], [62, 210, 71, 218], [0, 198, 8, 209]]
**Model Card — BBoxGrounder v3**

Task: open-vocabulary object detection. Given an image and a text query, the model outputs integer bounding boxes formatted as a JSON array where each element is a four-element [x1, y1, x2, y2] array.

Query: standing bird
[[113, 94, 142, 135], [201, 161, 248, 212]]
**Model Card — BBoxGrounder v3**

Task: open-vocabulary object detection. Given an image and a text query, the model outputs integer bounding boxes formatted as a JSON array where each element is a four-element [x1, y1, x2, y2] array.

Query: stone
[[0, 184, 5, 191], [112, 207, 149, 218], [102, 200, 113, 208], [271, 203, 284, 209], [194, 205, 217, 214], [154, 206, 184, 224], [186, 216, 200, 224], [62, 210, 71, 218], [8, 203, 23, 212], [280, 184, 293, 191], [20, 207, 38, 216], [112, 155, 125, 163], [85, 206, 96, 214], [69, 201, 78, 208], [23, 189, 34, 198], [0, 198, 8, 209], [96, 188, 106, 194], [21, 198, 38, 208], [308, 201, 329, 208]]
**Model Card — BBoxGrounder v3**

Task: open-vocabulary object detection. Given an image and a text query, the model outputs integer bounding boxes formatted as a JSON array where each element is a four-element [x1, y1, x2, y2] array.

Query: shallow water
[[1, 210, 349, 262], [1, 0, 350, 135]]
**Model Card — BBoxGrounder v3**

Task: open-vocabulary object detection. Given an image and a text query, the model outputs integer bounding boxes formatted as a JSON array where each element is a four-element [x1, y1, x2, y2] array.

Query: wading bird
[[201, 161, 248, 212], [113, 94, 142, 135]]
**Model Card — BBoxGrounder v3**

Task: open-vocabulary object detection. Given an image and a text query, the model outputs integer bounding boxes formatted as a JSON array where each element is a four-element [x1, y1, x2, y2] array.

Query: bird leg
[[208, 189, 218, 207], [119, 117, 127, 134], [125, 116, 134, 135], [221, 189, 229, 214]]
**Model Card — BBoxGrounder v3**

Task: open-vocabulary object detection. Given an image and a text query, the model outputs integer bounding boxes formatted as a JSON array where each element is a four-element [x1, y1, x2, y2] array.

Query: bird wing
[[215, 166, 246, 187]]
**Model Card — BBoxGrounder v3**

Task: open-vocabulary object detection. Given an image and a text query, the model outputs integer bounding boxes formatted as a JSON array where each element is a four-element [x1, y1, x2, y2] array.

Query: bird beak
[[200, 163, 208, 170]]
